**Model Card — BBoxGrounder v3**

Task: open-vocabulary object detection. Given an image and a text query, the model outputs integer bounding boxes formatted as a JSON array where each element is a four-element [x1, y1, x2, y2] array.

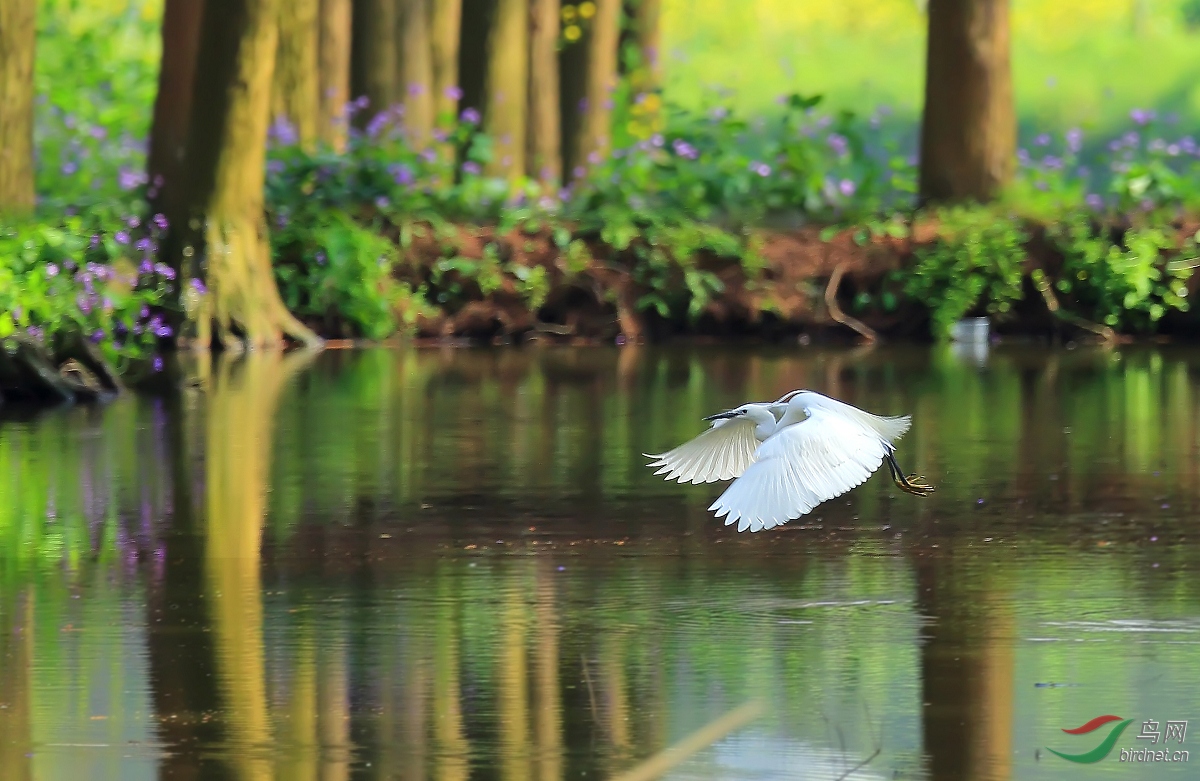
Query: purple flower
[[267, 160, 285, 176], [389, 164, 414, 185], [139, 259, 153, 275], [826, 133, 849, 156], [1130, 108, 1155, 126], [90, 125, 107, 140], [140, 305, 150, 319], [1140, 198, 1156, 211], [749, 161, 771, 177], [421, 148, 438, 163], [461, 161, 481, 176], [838, 179, 856, 197], [190, 278, 207, 294], [366, 111, 391, 138], [1181, 136, 1197, 154], [46, 263, 59, 278], [77, 294, 92, 314], [1066, 128, 1083, 153], [671, 138, 698, 160], [460, 107, 481, 125], [118, 167, 147, 191], [127, 216, 141, 228], [1017, 148, 1031, 165], [709, 106, 729, 120], [375, 196, 390, 209], [444, 85, 463, 101], [315, 251, 327, 266], [588, 151, 602, 165], [269, 116, 299, 146], [352, 95, 370, 111], [651, 134, 664, 148], [115, 230, 130, 245], [154, 263, 176, 280], [1034, 133, 1051, 146], [1042, 155, 1062, 170], [153, 356, 164, 373], [153, 213, 169, 230], [407, 82, 426, 96], [89, 234, 100, 248], [90, 329, 105, 343], [61, 161, 78, 175]]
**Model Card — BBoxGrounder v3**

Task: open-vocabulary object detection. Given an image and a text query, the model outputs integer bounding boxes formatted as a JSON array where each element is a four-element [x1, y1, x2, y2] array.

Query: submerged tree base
[[192, 215, 324, 352], [0, 333, 122, 406]]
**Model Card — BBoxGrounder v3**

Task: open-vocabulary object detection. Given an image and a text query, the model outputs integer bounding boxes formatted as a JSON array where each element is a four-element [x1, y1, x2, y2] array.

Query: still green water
[[1, 344, 1198, 781]]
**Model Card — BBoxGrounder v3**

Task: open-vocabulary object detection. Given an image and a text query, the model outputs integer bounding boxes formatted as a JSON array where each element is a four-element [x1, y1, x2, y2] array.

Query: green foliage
[[0, 216, 170, 368], [1048, 215, 1198, 330], [273, 212, 427, 340], [902, 208, 1028, 340]]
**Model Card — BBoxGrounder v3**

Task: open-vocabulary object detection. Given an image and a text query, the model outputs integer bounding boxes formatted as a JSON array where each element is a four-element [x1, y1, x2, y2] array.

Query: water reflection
[[1, 345, 1199, 779]]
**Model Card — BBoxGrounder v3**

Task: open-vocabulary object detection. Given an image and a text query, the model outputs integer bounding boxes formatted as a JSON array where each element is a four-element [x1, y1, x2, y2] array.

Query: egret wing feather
[[799, 392, 911, 445], [644, 417, 762, 484], [708, 408, 891, 532]]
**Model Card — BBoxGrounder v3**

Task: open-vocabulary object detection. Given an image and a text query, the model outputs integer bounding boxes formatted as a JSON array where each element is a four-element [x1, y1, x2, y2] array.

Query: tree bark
[[430, 0, 463, 127], [574, 0, 621, 174], [176, 0, 321, 351], [527, 0, 562, 185], [272, 0, 321, 149], [918, 0, 1015, 204], [0, 0, 36, 214], [350, 0, 398, 124], [397, 0, 435, 148], [483, 0, 530, 181], [631, 0, 662, 93], [318, 0, 352, 150], [148, 0, 206, 223]]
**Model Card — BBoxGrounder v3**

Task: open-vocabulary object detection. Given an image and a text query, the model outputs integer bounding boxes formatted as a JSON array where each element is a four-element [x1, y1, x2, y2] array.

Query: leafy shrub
[[902, 208, 1028, 339]]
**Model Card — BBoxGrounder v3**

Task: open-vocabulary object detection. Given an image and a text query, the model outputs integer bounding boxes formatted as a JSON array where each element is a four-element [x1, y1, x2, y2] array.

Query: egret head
[[703, 408, 743, 421]]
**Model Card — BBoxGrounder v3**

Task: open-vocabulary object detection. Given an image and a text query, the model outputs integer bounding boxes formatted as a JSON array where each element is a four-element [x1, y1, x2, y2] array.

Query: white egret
[[645, 390, 933, 532]]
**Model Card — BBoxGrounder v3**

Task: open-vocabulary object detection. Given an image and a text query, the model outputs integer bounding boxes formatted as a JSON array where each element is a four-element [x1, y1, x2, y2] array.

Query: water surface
[[1, 344, 1198, 780]]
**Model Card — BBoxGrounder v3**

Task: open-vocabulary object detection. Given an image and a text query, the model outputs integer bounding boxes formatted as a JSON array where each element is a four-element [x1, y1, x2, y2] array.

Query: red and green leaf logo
[[1048, 715, 1134, 763]]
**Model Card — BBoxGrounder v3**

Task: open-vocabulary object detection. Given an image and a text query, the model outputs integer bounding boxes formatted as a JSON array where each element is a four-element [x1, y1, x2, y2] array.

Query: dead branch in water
[[825, 263, 879, 345], [609, 699, 765, 781]]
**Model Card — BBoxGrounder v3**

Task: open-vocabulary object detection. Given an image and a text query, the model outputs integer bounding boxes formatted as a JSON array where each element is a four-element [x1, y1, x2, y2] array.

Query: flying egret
[[645, 390, 934, 532]]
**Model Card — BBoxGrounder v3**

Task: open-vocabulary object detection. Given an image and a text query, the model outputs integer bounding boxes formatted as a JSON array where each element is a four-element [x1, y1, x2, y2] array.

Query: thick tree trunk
[[177, 0, 321, 350], [918, 0, 1014, 204], [527, 0, 561, 185], [574, 0, 621, 174], [148, 0, 206, 223], [350, 0, 398, 123], [397, 0, 435, 148], [430, 0, 463, 127], [457, 0, 493, 123], [0, 0, 36, 214], [318, 0, 352, 150], [483, 0, 529, 181], [272, 0, 320, 149]]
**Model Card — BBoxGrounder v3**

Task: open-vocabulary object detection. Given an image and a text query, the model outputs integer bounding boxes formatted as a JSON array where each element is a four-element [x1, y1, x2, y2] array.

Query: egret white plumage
[[645, 390, 934, 532]]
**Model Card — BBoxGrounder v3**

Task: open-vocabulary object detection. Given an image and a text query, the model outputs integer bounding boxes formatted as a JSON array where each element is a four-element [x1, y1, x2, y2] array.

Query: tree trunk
[[148, 0, 206, 223], [176, 0, 321, 350], [483, 0, 529, 181], [574, 0, 621, 174], [918, 0, 1014, 204], [430, 0, 463, 127], [631, 0, 662, 93], [527, 0, 561, 185], [397, 0, 435, 148], [272, 0, 320, 149], [350, 0, 398, 123], [0, 0, 36, 214], [457, 0, 493, 124], [318, 0, 352, 150]]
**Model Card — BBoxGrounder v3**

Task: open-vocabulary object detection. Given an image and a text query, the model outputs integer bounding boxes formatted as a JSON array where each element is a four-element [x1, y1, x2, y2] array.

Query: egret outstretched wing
[[708, 407, 892, 532], [644, 417, 762, 484], [799, 392, 911, 445]]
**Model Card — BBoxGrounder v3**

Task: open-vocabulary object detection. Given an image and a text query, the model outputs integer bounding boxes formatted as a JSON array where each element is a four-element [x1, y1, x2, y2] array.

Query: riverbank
[[281, 210, 1200, 347]]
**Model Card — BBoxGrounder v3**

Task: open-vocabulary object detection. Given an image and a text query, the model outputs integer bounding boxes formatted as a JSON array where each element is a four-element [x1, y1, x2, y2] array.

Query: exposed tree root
[[197, 214, 324, 352], [825, 263, 879, 345], [1034, 273, 1119, 344]]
